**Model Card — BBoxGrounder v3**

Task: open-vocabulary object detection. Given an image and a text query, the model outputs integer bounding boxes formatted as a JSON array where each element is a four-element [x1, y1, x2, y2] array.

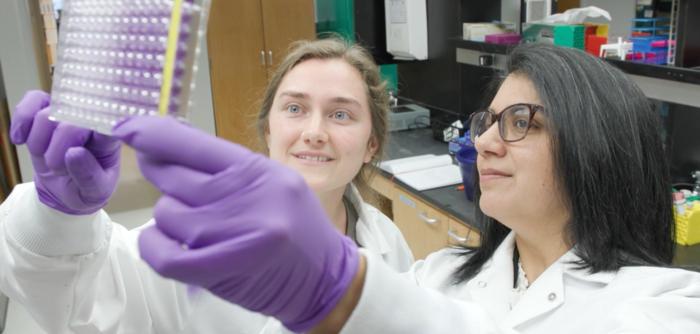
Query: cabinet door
[[370, 174, 395, 199], [207, 0, 268, 150], [392, 190, 448, 260], [447, 218, 480, 248], [261, 0, 316, 71]]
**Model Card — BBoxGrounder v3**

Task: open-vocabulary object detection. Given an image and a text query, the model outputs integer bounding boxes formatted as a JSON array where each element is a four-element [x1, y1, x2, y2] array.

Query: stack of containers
[[629, 18, 669, 65], [553, 24, 585, 49], [584, 24, 608, 57]]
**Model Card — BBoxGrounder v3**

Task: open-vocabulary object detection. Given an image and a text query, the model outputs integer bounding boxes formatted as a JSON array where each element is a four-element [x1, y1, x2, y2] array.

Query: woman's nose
[[301, 116, 328, 146], [474, 122, 505, 157]]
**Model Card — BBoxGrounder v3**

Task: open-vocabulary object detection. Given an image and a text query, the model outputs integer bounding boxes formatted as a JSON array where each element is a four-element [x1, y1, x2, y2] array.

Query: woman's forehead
[[490, 74, 542, 112], [277, 59, 368, 103]]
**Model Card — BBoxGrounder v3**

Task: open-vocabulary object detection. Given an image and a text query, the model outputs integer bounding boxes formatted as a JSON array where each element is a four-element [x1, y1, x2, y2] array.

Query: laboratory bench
[[370, 128, 481, 260], [374, 128, 700, 267]]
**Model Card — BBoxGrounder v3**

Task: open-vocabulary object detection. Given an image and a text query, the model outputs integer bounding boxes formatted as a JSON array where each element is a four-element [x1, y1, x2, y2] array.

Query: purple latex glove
[[10, 90, 121, 215], [113, 116, 359, 332]]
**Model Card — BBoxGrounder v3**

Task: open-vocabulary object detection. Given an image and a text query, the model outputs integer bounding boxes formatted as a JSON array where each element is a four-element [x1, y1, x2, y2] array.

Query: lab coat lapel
[[466, 233, 518, 322], [347, 184, 391, 255]]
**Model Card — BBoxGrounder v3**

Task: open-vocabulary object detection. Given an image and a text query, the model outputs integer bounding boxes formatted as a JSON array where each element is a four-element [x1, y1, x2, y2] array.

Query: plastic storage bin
[[676, 200, 700, 246], [456, 144, 477, 202], [553, 24, 585, 49], [484, 32, 521, 45]]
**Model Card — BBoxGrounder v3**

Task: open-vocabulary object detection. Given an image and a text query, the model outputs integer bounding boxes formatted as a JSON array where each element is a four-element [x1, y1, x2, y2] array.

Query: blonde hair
[[256, 38, 389, 196]]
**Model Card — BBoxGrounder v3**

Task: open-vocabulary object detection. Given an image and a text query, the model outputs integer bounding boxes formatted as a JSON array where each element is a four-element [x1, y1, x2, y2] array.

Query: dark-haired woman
[[320, 43, 700, 333]]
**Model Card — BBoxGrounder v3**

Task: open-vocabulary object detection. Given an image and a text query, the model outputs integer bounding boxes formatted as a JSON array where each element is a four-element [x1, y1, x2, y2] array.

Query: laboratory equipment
[[599, 37, 634, 60], [50, 0, 211, 134], [384, 0, 428, 60], [388, 103, 430, 132], [524, 0, 551, 23]]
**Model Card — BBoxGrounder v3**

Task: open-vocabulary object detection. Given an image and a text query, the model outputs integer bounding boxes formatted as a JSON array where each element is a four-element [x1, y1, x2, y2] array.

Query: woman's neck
[[315, 187, 348, 234], [514, 229, 571, 283]]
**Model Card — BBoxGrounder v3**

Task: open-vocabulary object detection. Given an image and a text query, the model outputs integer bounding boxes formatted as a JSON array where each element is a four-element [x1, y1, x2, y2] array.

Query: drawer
[[447, 218, 480, 248], [392, 188, 448, 260]]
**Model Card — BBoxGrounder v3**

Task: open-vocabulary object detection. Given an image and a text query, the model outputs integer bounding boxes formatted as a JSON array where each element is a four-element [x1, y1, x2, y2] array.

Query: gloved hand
[[113, 116, 359, 332], [10, 90, 121, 215]]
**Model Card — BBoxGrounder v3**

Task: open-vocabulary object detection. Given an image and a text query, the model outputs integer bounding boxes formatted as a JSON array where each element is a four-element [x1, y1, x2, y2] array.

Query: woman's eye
[[513, 118, 529, 129], [332, 111, 350, 120], [286, 104, 301, 114]]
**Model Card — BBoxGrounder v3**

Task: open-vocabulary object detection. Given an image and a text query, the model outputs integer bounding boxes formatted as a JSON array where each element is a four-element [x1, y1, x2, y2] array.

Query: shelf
[[605, 59, 700, 85], [454, 39, 512, 55], [454, 39, 700, 108]]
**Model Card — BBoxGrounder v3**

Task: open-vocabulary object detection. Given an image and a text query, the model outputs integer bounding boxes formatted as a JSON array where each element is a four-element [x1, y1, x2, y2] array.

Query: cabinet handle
[[260, 50, 266, 66], [267, 50, 273, 65], [448, 227, 468, 243], [418, 212, 438, 225]]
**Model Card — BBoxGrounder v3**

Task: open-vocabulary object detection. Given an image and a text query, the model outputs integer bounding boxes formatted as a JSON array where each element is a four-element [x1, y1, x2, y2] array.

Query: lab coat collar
[[469, 232, 616, 329], [345, 184, 391, 256]]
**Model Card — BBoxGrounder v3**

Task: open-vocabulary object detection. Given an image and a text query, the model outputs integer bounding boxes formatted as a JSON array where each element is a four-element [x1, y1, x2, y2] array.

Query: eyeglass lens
[[469, 105, 534, 143]]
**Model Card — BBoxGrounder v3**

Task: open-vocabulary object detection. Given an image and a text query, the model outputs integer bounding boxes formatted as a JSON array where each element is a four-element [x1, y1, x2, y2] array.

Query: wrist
[[310, 254, 367, 334]]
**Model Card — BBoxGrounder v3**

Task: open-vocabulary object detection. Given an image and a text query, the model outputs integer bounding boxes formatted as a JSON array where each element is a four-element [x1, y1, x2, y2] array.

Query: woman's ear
[[364, 136, 379, 163]]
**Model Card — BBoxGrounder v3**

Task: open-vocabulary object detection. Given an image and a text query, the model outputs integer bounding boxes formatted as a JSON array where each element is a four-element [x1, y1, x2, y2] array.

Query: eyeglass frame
[[467, 103, 545, 143]]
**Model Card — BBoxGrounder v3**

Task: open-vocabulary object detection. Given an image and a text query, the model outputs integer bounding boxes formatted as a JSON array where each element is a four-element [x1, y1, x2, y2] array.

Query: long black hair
[[453, 44, 675, 283]]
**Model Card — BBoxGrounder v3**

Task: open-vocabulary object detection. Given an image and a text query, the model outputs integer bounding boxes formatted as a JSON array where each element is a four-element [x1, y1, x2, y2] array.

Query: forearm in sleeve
[[0, 183, 189, 333], [340, 250, 516, 334]]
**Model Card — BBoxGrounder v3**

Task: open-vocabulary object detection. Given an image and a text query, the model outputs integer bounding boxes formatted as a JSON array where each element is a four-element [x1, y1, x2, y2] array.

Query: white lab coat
[[342, 232, 700, 333], [0, 182, 414, 334]]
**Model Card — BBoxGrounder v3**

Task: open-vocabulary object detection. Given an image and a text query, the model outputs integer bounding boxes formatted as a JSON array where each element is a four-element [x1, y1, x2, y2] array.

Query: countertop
[[382, 128, 480, 230]]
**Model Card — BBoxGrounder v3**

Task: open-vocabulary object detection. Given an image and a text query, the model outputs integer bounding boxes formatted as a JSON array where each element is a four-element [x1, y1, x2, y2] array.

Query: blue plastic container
[[456, 144, 477, 202]]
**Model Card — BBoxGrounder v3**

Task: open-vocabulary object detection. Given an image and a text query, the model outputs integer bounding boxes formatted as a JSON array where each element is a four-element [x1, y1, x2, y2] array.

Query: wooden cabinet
[[207, 0, 315, 150], [392, 189, 449, 260], [448, 218, 480, 248], [371, 174, 481, 260], [370, 172, 395, 199]]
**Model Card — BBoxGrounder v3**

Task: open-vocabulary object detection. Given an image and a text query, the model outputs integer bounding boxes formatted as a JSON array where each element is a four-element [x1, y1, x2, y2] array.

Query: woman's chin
[[478, 194, 505, 220]]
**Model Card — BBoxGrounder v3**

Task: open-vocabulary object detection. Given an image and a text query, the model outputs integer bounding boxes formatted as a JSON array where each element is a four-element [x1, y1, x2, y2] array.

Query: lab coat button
[[548, 292, 557, 301], [478, 281, 487, 288]]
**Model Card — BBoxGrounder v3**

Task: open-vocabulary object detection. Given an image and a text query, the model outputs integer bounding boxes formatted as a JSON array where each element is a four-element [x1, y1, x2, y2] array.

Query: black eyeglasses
[[467, 103, 544, 143]]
